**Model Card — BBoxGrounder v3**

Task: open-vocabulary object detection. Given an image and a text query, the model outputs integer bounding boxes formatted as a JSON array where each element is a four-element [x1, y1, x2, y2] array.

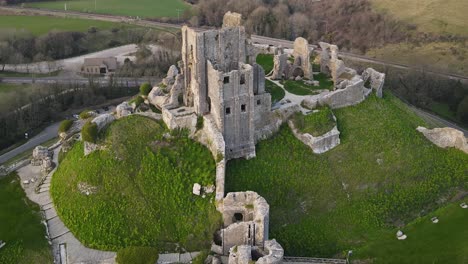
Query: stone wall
[[162, 106, 198, 136], [319, 76, 371, 109], [288, 120, 341, 154], [362, 68, 385, 98], [417, 127, 468, 154], [292, 37, 313, 80]]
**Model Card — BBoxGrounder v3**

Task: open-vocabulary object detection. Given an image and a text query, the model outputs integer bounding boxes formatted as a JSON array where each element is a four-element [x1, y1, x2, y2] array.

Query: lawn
[[51, 115, 221, 251], [265, 80, 285, 104], [26, 0, 189, 19], [0, 15, 129, 36], [292, 107, 336, 137], [282, 73, 334, 96], [226, 93, 468, 258], [0, 173, 53, 264], [370, 0, 468, 36], [354, 197, 468, 264], [256, 54, 274, 74]]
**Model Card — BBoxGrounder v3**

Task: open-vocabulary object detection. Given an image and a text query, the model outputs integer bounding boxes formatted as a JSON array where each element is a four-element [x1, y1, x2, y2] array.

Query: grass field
[[0, 15, 129, 36], [226, 93, 468, 258], [52, 115, 221, 251], [354, 198, 468, 264], [26, 0, 189, 19], [366, 42, 468, 76], [265, 80, 285, 104], [370, 0, 468, 36], [0, 173, 53, 264]]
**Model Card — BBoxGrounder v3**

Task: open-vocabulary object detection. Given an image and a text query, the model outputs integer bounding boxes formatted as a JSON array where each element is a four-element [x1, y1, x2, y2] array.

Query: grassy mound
[[0, 173, 53, 264], [52, 115, 221, 251], [292, 108, 336, 137], [226, 93, 468, 258]]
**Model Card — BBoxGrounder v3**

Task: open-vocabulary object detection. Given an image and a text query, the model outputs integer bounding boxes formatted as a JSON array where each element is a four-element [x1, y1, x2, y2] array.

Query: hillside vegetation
[[0, 173, 53, 264], [52, 115, 221, 251], [226, 93, 468, 259], [370, 0, 468, 36], [0, 15, 129, 36], [25, 0, 189, 19]]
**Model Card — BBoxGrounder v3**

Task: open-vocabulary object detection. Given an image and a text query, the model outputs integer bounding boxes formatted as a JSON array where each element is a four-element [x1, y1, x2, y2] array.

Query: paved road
[[2, 6, 467, 82], [0, 122, 60, 164]]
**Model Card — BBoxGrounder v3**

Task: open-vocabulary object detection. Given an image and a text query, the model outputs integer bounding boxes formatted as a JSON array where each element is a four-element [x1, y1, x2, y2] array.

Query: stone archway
[[292, 67, 304, 78]]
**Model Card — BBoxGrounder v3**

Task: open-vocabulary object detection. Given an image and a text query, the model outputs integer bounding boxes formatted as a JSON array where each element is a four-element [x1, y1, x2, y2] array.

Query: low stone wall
[[255, 104, 301, 142], [162, 107, 197, 135], [288, 120, 340, 154]]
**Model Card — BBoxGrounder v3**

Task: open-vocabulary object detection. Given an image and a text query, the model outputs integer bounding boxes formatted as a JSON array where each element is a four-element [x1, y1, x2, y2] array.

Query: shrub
[[456, 96, 468, 123], [59, 120, 73, 133], [81, 121, 98, 143], [116, 247, 159, 264], [139, 82, 152, 96], [196, 116, 204, 130], [132, 96, 144, 107], [79, 110, 92, 120]]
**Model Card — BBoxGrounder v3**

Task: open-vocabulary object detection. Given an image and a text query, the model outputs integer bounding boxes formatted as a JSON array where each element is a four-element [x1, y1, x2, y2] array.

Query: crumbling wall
[[362, 68, 385, 98], [162, 107, 197, 135], [256, 240, 284, 264], [223, 11, 243, 28], [319, 76, 371, 109], [417, 127, 468, 154], [255, 104, 301, 142], [271, 52, 288, 80], [292, 37, 313, 80], [288, 119, 341, 154]]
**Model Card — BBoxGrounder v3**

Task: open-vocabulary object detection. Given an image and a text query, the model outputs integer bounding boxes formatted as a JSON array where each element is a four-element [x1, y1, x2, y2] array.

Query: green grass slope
[[0, 15, 129, 36], [52, 115, 221, 251], [0, 173, 53, 264], [26, 0, 189, 19], [355, 198, 468, 264], [226, 93, 468, 258]]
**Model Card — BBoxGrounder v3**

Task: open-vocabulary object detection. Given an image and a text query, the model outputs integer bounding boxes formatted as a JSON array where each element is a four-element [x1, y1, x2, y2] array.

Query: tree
[[457, 96, 468, 124]]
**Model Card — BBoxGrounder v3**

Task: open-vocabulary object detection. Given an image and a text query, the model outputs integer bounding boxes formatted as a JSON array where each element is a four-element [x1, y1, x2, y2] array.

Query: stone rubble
[[417, 126, 468, 154]]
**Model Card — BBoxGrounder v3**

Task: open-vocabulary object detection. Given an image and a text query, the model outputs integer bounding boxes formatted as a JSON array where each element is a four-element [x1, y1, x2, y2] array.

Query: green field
[[370, 0, 468, 36], [26, 0, 189, 19], [0, 173, 53, 264], [52, 115, 221, 251], [354, 198, 468, 263], [0, 15, 129, 36], [226, 93, 468, 259]]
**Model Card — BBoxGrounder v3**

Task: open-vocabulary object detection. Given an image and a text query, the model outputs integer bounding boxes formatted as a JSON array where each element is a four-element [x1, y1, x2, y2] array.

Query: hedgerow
[[226, 93, 468, 257], [52, 115, 221, 251]]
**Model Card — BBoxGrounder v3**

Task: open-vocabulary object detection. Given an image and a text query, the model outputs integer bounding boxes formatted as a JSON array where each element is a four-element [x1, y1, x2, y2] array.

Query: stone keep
[[181, 12, 270, 160]]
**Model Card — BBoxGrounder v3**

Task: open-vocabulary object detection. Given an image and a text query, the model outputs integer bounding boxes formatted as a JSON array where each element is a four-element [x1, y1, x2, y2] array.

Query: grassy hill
[[0, 15, 131, 36], [226, 93, 468, 259], [0, 173, 53, 264], [52, 115, 221, 251], [370, 0, 468, 36], [25, 0, 189, 19]]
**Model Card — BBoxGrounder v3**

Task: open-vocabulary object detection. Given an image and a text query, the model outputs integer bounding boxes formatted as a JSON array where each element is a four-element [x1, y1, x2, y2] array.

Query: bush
[[456, 96, 468, 123], [116, 247, 159, 264], [131, 96, 144, 107], [196, 115, 204, 130], [59, 120, 73, 133], [79, 110, 92, 120], [81, 121, 98, 143], [139, 82, 152, 96]]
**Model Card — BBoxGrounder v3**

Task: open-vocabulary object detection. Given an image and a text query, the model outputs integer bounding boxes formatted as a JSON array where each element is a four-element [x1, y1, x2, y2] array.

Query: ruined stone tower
[[180, 12, 270, 160]]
